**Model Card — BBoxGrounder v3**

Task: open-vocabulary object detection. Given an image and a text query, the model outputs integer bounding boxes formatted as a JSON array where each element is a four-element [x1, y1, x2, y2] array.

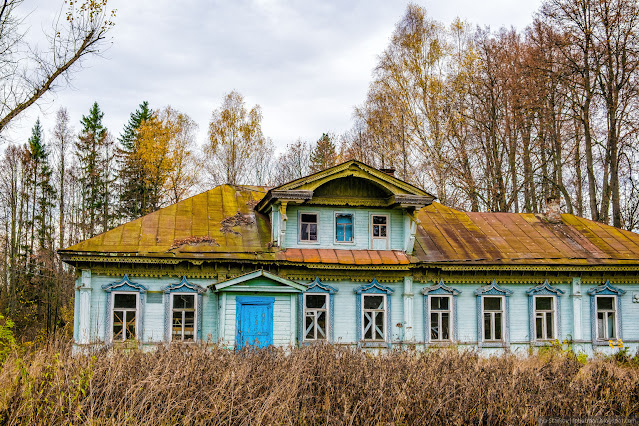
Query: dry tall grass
[[0, 342, 637, 425]]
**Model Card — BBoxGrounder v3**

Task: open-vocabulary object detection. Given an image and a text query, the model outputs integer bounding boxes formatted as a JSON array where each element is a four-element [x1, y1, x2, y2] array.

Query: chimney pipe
[[545, 196, 562, 223], [380, 167, 396, 177]]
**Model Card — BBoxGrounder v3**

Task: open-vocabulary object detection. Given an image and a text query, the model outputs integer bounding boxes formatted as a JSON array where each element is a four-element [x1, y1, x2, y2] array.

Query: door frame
[[235, 296, 275, 348]]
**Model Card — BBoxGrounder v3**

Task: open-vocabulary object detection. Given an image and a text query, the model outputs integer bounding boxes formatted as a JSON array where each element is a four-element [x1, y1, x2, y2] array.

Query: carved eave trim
[[391, 194, 434, 209]]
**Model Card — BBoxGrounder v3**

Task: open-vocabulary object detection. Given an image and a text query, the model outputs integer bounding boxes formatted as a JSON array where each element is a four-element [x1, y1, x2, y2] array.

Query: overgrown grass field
[[0, 342, 637, 425]]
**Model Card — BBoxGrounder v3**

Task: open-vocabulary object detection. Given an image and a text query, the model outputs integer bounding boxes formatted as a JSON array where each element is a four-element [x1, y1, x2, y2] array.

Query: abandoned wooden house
[[60, 160, 639, 354]]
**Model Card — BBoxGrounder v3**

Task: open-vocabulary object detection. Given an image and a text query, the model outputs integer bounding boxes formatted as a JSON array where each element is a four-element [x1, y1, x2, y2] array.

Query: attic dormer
[[256, 161, 435, 253]]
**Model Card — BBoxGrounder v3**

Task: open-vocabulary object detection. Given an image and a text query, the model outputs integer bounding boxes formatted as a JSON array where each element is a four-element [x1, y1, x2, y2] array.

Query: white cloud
[[5, 0, 542, 153]]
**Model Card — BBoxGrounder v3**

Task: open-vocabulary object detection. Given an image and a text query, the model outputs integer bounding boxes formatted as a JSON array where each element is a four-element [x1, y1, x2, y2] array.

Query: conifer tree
[[76, 102, 108, 239], [118, 101, 154, 219], [310, 133, 337, 173]]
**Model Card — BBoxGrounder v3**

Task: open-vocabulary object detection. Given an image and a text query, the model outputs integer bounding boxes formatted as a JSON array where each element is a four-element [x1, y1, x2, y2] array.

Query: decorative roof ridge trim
[[162, 277, 206, 294], [101, 274, 148, 293], [526, 280, 565, 296], [421, 279, 461, 295], [354, 278, 394, 294], [586, 279, 626, 296], [474, 279, 513, 296]]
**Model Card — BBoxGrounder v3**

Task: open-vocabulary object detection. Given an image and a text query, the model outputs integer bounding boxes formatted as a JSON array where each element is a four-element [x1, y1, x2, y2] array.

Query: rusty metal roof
[[60, 184, 639, 267]]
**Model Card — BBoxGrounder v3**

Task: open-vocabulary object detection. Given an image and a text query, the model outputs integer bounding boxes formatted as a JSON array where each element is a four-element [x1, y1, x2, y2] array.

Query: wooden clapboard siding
[[284, 206, 404, 250]]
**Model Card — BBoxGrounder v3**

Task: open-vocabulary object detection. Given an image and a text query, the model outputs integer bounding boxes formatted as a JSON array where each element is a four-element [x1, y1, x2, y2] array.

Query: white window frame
[[370, 214, 389, 249], [111, 291, 139, 342], [303, 293, 329, 341], [334, 212, 355, 244], [170, 292, 198, 342], [595, 295, 617, 341], [482, 296, 505, 342], [298, 211, 319, 244], [429, 295, 453, 342], [361, 293, 387, 342], [533, 295, 556, 341]]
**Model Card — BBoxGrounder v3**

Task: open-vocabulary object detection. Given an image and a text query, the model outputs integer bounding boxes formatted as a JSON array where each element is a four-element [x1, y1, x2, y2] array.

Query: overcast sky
[[8, 0, 542, 154]]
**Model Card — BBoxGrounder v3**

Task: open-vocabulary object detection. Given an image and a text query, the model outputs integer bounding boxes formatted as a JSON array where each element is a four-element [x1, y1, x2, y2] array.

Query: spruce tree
[[310, 133, 338, 173], [76, 102, 108, 239], [118, 101, 154, 219]]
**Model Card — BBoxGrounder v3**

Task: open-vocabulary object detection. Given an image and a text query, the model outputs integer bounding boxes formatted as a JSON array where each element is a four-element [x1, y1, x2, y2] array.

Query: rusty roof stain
[[60, 185, 639, 267]]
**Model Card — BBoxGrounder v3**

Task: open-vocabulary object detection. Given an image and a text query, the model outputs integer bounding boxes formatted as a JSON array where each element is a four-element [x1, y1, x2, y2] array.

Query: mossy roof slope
[[60, 185, 639, 266]]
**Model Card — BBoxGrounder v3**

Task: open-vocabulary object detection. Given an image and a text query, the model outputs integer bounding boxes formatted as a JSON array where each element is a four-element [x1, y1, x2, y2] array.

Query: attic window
[[300, 213, 318, 242]]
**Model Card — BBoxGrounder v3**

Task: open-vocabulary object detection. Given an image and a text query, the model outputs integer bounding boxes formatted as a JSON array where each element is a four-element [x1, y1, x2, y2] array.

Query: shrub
[[0, 343, 637, 424]]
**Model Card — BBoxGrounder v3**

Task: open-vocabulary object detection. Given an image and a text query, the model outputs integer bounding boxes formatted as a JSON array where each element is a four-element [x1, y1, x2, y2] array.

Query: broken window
[[430, 296, 451, 341], [172, 294, 196, 342], [300, 213, 318, 242], [112, 292, 137, 341], [304, 294, 328, 341], [362, 294, 386, 341]]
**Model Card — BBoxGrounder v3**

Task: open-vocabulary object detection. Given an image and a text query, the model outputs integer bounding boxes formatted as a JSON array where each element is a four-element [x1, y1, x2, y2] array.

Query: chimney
[[545, 196, 562, 223], [380, 167, 396, 177]]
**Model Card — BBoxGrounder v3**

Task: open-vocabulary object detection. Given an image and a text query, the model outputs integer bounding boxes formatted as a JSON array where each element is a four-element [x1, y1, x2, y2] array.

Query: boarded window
[[304, 294, 328, 341], [113, 293, 137, 341], [363, 295, 385, 341]]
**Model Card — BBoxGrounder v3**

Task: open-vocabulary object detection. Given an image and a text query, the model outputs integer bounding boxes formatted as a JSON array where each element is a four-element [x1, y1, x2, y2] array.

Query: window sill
[[480, 341, 508, 348], [359, 341, 389, 348]]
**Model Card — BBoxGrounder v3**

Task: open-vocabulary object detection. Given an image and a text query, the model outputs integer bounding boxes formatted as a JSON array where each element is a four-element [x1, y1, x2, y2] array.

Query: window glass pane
[[364, 295, 384, 310], [174, 294, 194, 309], [545, 312, 553, 339], [380, 226, 387, 237], [301, 223, 309, 240], [494, 313, 502, 339], [441, 313, 450, 340], [364, 313, 373, 340], [597, 312, 605, 339], [373, 225, 380, 237], [607, 313, 615, 339], [484, 313, 492, 340], [305, 315, 315, 340], [113, 311, 124, 340], [306, 294, 327, 309], [316, 311, 327, 339], [309, 224, 317, 240], [374, 310, 384, 340], [301, 213, 317, 223], [373, 216, 387, 225], [114, 293, 136, 309], [431, 296, 449, 311], [430, 313, 439, 340], [125, 311, 136, 339], [597, 297, 614, 310], [183, 311, 195, 341], [484, 297, 501, 311], [536, 315, 543, 339], [535, 297, 552, 311]]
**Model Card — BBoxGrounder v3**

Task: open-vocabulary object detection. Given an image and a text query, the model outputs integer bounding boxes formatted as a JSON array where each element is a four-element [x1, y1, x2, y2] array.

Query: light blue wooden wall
[[78, 272, 639, 356], [284, 206, 404, 250]]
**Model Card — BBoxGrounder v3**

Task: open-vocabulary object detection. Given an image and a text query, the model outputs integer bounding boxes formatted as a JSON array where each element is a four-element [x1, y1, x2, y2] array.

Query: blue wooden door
[[236, 297, 274, 348]]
